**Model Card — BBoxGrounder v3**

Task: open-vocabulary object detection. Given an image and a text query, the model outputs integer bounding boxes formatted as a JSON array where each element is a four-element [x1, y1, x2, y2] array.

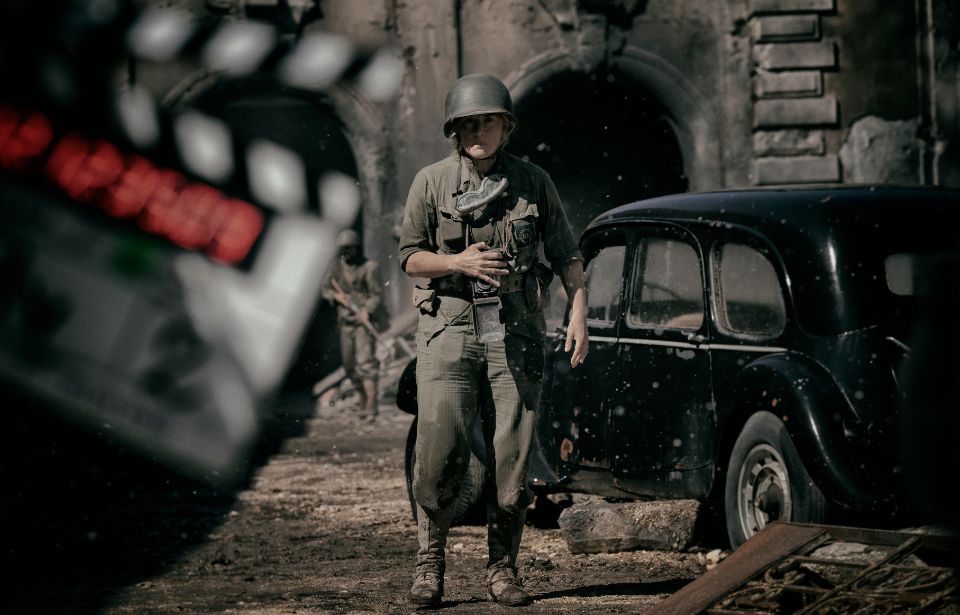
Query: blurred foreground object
[[0, 0, 401, 485], [899, 248, 960, 532]]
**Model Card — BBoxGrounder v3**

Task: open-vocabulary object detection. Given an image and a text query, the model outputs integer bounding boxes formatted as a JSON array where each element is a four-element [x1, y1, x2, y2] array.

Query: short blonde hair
[[449, 113, 517, 156]]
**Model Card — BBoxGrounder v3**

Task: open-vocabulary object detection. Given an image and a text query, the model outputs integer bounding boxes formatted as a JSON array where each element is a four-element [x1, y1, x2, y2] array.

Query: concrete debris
[[697, 548, 728, 571], [839, 115, 920, 184], [558, 497, 700, 554]]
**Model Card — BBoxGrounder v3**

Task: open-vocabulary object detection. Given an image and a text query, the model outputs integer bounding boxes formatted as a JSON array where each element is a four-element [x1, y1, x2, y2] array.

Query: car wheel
[[724, 411, 827, 549], [404, 417, 487, 526]]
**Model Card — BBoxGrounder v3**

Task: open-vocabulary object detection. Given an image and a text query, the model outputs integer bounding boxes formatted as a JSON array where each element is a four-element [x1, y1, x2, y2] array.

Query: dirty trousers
[[413, 297, 544, 579], [339, 322, 378, 386]]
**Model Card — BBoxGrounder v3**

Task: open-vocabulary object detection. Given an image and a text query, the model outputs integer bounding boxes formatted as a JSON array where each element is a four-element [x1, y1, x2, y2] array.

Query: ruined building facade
[[142, 0, 959, 319]]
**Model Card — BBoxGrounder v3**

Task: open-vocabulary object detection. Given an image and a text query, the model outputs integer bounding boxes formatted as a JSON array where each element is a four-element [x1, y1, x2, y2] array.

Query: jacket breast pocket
[[438, 207, 465, 253], [508, 199, 539, 264]]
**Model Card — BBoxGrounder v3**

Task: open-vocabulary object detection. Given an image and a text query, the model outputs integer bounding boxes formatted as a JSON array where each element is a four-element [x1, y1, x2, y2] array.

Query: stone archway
[[613, 45, 723, 193], [505, 47, 722, 233], [504, 52, 690, 238]]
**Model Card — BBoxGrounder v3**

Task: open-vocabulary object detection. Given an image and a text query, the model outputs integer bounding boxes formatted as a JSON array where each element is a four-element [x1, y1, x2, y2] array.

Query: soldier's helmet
[[337, 229, 360, 247], [443, 73, 519, 138]]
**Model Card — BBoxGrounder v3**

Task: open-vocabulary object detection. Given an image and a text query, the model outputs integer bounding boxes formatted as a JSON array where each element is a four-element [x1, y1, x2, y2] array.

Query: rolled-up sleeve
[[398, 168, 438, 272], [539, 173, 582, 270]]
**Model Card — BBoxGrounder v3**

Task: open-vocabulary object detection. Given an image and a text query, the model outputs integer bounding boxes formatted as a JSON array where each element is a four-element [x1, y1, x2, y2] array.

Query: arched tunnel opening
[[510, 70, 688, 239]]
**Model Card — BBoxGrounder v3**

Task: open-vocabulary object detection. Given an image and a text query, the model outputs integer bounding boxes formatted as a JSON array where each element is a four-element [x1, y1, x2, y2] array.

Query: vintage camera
[[471, 248, 502, 296], [472, 274, 500, 298], [472, 249, 505, 343]]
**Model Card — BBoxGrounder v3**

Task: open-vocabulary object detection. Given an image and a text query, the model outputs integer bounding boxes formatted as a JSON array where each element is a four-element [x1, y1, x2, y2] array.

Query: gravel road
[[5, 389, 715, 614]]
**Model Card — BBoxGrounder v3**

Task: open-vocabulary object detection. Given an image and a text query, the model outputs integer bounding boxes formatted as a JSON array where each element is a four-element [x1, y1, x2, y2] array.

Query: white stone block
[[752, 155, 840, 184], [751, 0, 835, 13], [755, 69, 822, 97], [839, 115, 920, 184], [754, 96, 838, 127], [755, 41, 836, 70], [753, 129, 825, 156], [753, 15, 820, 42]]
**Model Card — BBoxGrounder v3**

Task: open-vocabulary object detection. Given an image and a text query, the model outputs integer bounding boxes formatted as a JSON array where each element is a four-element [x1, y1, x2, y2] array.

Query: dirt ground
[[5, 386, 717, 615]]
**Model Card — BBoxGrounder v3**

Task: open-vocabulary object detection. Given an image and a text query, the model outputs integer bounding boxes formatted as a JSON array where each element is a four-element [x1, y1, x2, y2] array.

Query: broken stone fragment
[[557, 497, 700, 554]]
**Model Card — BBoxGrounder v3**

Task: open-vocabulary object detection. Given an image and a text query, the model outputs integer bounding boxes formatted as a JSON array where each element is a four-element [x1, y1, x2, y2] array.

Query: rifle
[[330, 278, 387, 347]]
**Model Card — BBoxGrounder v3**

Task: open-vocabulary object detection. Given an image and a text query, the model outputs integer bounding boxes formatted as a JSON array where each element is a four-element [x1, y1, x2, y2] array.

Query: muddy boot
[[410, 502, 455, 606], [410, 563, 444, 606], [487, 569, 531, 607], [360, 378, 378, 420], [486, 507, 531, 606]]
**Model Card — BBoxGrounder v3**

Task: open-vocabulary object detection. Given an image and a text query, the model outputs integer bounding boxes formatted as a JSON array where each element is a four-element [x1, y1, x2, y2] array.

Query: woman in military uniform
[[398, 73, 588, 606]]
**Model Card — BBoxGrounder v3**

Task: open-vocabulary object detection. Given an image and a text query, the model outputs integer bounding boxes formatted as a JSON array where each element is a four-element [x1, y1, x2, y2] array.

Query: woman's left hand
[[558, 260, 589, 367], [565, 310, 588, 367]]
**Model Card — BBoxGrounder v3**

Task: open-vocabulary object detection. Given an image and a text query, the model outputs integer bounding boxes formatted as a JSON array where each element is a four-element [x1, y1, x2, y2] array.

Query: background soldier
[[322, 229, 386, 420]]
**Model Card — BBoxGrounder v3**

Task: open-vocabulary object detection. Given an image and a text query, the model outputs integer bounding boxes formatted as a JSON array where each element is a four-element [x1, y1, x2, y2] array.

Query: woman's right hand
[[455, 242, 508, 286]]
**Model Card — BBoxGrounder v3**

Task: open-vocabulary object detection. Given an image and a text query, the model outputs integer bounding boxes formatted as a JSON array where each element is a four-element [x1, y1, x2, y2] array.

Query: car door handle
[[685, 332, 706, 343]]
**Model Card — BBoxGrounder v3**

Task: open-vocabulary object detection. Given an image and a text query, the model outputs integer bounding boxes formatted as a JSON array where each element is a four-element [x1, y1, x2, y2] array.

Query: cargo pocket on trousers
[[438, 329, 467, 363]]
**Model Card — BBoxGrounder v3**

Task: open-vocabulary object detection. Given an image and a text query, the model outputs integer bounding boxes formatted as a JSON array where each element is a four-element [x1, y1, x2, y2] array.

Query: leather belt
[[431, 272, 526, 294], [498, 272, 525, 294]]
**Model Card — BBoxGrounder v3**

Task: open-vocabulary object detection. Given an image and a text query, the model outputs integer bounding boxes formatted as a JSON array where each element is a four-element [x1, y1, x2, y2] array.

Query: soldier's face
[[458, 114, 503, 160]]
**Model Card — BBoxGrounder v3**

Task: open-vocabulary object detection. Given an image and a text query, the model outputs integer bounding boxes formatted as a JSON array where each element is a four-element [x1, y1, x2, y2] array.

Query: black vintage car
[[398, 185, 960, 548]]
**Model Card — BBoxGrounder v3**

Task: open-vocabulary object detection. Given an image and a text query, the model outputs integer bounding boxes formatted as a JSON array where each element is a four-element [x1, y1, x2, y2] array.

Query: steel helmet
[[337, 229, 360, 247], [442, 73, 518, 138]]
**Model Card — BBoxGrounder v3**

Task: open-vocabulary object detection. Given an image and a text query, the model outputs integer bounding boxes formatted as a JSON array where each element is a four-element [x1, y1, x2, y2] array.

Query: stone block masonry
[[753, 155, 840, 184], [753, 130, 825, 156], [752, 14, 820, 42], [754, 97, 838, 128], [755, 70, 822, 97], [754, 41, 836, 70], [751, 0, 835, 13]]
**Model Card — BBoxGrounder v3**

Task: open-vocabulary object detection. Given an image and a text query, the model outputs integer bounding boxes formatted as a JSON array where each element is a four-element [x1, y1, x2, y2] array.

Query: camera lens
[[473, 274, 499, 297]]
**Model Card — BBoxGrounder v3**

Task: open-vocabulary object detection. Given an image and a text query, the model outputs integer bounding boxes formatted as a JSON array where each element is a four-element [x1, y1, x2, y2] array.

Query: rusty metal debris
[[646, 522, 959, 615]]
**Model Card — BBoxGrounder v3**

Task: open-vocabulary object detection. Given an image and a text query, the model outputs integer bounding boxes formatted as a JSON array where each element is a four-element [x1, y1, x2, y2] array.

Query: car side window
[[584, 244, 626, 323], [629, 236, 704, 329], [715, 242, 786, 336]]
